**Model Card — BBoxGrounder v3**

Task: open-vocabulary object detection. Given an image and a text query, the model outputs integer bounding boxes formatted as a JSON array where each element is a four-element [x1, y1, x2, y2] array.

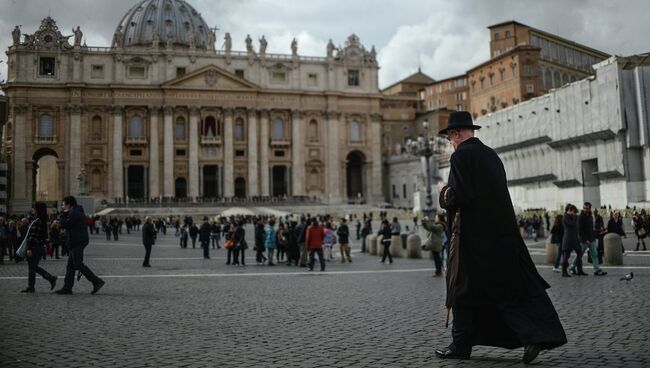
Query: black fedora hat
[[439, 111, 481, 135]]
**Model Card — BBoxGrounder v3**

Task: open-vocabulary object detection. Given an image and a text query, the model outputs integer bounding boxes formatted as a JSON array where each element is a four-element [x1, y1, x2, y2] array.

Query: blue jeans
[[571, 241, 601, 272], [554, 243, 563, 269]]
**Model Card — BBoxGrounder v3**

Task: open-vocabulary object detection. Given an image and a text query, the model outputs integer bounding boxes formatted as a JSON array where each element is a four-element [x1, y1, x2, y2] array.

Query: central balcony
[[125, 136, 148, 146], [201, 136, 222, 146], [270, 138, 290, 147], [34, 135, 57, 144]]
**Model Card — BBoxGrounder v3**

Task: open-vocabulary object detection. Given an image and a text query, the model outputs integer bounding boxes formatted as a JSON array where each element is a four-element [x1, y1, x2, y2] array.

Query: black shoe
[[143, 264, 151, 267], [523, 344, 541, 364], [594, 270, 607, 276], [49, 276, 58, 290], [20, 287, 35, 293], [55, 288, 73, 295], [91, 280, 105, 295], [268, 263, 275, 266], [434, 348, 470, 360]]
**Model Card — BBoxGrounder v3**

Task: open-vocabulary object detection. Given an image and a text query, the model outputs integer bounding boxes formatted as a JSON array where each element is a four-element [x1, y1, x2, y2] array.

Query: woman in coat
[[378, 219, 393, 264], [561, 204, 583, 277], [550, 215, 564, 272], [284, 222, 300, 266], [264, 219, 277, 266], [633, 213, 647, 251], [142, 216, 156, 267], [21, 202, 57, 293], [422, 214, 446, 277]]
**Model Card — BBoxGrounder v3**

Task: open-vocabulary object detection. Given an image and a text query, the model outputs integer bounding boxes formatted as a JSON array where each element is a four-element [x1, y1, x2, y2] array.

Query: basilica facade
[[1, 0, 384, 212]]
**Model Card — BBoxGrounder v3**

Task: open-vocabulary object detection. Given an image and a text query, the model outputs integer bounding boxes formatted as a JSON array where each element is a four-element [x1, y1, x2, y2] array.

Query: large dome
[[113, 0, 211, 49]]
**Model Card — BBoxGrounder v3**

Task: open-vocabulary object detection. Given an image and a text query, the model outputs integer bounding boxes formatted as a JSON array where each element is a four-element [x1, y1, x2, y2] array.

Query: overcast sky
[[0, 0, 648, 88]]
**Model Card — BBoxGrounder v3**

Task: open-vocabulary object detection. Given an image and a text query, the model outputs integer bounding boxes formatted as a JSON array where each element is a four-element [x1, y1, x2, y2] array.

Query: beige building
[[1, 0, 385, 213]]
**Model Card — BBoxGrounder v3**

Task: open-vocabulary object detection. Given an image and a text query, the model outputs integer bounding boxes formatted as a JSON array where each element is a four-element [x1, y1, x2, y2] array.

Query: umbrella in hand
[[619, 272, 634, 282]]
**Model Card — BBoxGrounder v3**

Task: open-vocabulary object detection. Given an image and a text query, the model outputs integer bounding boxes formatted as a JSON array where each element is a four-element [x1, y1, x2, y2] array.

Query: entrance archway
[[346, 151, 365, 199], [202, 165, 219, 198], [234, 177, 246, 198], [272, 166, 288, 196], [32, 148, 60, 203], [175, 177, 187, 198], [127, 166, 145, 199]]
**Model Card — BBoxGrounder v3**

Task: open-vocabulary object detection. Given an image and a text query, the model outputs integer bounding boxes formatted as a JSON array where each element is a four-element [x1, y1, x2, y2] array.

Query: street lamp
[[405, 119, 448, 218]]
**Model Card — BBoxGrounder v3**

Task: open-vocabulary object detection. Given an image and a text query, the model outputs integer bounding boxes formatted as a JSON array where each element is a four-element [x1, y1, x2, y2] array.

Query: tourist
[[607, 211, 626, 253], [360, 218, 370, 253], [296, 217, 308, 267], [435, 111, 566, 363], [210, 221, 221, 249], [633, 212, 647, 251], [56, 196, 105, 295], [142, 216, 156, 267], [199, 216, 212, 259], [264, 219, 277, 266], [276, 221, 287, 263], [562, 204, 581, 277], [189, 222, 199, 249], [355, 219, 361, 240], [550, 215, 564, 272], [421, 214, 445, 277], [49, 220, 62, 259], [254, 217, 267, 265], [20, 202, 57, 293], [0, 216, 9, 264], [574, 202, 606, 276], [337, 218, 351, 263], [285, 221, 300, 266], [594, 209, 606, 264], [378, 219, 393, 264], [323, 222, 336, 261], [305, 218, 325, 271], [179, 224, 188, 248], [390, 217, 401, 237], [232, 221, 246, 266]]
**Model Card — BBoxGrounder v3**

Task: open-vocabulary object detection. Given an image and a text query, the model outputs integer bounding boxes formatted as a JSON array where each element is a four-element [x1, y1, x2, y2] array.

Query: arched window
[[234, 118, 245, 141], [91, 168, 102, 191], [91, 116, 102, 139], [175, 117, 186, 141], [349, 120, 361, 142], [203, 116, 218, 137], [38, 114, 54, 137], [272, 118, 285, 140], [308, 120, 318, 142], [553, 71, 561, 88], [129, 115, 144, 138], [544, 69, 552, 89]]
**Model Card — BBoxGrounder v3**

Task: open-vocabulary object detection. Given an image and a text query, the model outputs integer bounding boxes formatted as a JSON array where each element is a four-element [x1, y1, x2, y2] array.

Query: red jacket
[[306, 225, 324, 249]]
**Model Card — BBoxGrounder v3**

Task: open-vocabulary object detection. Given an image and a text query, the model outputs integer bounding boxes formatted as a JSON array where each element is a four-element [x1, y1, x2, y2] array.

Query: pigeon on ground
[[620, 272, 634, 282]]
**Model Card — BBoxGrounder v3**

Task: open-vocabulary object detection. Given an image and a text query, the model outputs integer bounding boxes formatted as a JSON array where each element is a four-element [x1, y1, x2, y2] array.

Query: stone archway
[[346, 150, 366, 200], [234, 177, 246, 198], [32, 148, 61, 203]]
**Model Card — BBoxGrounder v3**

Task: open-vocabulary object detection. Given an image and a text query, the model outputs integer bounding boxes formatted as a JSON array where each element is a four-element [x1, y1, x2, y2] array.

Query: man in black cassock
[[435, 111, 566, 364]]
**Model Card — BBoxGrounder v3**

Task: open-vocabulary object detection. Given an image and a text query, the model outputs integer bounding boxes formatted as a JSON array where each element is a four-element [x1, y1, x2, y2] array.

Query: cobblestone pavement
[[1, 227, 649, 367]]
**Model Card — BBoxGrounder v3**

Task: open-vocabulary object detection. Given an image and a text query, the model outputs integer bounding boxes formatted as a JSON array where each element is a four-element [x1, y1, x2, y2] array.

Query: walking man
[[199, 216, 211, 259], [337, 218, 352, 263], [574, 202, 607, 276], [142, 216, 156, 267], [435, 111, 566, 364], [56, 196, 105, 295]]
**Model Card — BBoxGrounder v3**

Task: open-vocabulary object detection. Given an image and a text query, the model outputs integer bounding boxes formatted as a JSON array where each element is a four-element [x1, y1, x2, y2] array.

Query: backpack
[[324, 230, 336, 245]]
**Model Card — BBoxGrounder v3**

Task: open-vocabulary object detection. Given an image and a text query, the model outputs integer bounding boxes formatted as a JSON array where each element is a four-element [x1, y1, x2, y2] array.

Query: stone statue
[[245, 34, 254, 54], [72, 26, 83, 47], [12, 26, 21, 46], [77, 168, 88, 195], [207, 27, 216, 51], [259, 35, 267, 56], [152, 31, 160, 48], [369, 45, 377, 62], [23, 33, 35, 46], [223, 32, 232, 52], [113, 25, 124, 48], [166, 33, 174, 49], [326, 39, 335, 58], [291, 37, 298, 56], [189, 31, 197, 49]]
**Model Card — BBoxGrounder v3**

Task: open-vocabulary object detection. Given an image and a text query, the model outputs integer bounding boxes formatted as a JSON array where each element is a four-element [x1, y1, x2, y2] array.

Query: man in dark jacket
[[436, 112, 566, 364], [295, 217, 308, 267], [254, 217, 266, 264], [56, 196, 105, 295], [198, 216, 212, 259], [142, 216, 156, 267], [337, 218, 351, 262], [573, 202, 607, 276]]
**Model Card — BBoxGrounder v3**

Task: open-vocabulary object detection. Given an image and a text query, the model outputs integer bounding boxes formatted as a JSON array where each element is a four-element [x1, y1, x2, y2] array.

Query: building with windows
[[1, 0, 385, 213], [420, 74, 469, 113]]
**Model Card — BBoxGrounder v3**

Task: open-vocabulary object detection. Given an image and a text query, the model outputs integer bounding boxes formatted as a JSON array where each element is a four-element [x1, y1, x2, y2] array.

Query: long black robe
[[440, 137, 566, 350]]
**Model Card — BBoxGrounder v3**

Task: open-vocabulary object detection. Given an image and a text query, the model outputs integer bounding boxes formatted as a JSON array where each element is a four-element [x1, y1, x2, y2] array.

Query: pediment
[[162, 65, 259, 90]]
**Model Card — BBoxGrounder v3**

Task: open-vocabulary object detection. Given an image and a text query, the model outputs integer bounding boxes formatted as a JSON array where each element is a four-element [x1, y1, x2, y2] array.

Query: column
[[223, 108, 234, 197], [188, 107, 200, 200], [247, 109, 259, 197], [163, 106, 174, 198], [12, 105, 28, 205], [148, 106, 160, 199], [326, 111, 342, 203], [68, 105, 82, 195], [291, 110, 304, 196], [259, 109, 270, 196], [369, 113, 383, 202], [111, 106, 124, 200]]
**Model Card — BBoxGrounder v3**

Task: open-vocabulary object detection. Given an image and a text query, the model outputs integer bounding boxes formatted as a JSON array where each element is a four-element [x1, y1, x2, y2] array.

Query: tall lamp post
[[405, 119, 448, 218]]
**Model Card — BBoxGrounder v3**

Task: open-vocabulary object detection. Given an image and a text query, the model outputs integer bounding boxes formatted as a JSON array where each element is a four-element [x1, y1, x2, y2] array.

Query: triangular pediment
[[162, 64, 259, 90]]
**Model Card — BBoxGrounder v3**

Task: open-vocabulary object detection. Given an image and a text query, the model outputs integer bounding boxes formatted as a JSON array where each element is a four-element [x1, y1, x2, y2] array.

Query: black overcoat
[[440, 137, 549, 308]]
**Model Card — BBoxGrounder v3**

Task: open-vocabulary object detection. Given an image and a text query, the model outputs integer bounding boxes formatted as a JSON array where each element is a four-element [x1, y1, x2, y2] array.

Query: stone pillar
[[326, 111, 341, 203], [12, 105, 28, 203], [247, 109, 259, 197], [390, 235, 403, 257], [148, 106, 160, 199], [291, 110, 304, 196], [604, 233, 623, 265], [163, 106, 174, 198], [223, 108, 234, 197], [188, 107, 200, 200], [111, 106, 124, 200], [407, 234, 422, 259], [369, 114, 383, 203], [68, 105, 82, 195], [367, 234, 378, 255], [259, 109, 270, 196]]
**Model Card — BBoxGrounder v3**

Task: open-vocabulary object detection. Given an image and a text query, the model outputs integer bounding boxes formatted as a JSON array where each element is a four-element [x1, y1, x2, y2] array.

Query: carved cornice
[[65, 104, 83, 114], [325, 111, 341, 120], [189, 106, 201, 115], [109, 105, 123, 115], [148, 105, 162, 112], [163, 105, 174, 115], [247, 108, 258, 119], [258, 109, 270, 118], [369, 112, 382, 122], [13, 104, 30, 114], [223, 108, 234, 118], [291, 110, 301, 120]]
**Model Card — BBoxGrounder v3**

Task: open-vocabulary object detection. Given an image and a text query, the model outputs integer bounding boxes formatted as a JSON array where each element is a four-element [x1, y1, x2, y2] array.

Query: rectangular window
[[347, 69, 360, 86], [392, 184, 397, 199], [307, 73, 318, 87], [524, 65, 534, 76], [235, 69, 245, 79], [175, 149, 186, 156], [402, 184, 407, 198], [235, 149, 245, 157], [428, 100, 433, 110], [456, 104, 462, 111], [500, 69, 505, 81], [128, 66, 146, 79], [91, 64, 104, 79], [462, 92, 467, 100], [176, 67, 186, 78], [505, 30, 511, 38], [130, 149, 143, 156], [494, 32, 500, 40], [527, 84, 535, 93], [271, 71, 286, 83], [437, 85, 442, 93], [39, 57, 56, 76], [274, 150, 285, 157]]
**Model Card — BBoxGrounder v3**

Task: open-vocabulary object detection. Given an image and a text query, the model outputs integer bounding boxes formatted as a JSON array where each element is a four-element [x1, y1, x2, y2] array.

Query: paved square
[[1, 227, 649, 367]]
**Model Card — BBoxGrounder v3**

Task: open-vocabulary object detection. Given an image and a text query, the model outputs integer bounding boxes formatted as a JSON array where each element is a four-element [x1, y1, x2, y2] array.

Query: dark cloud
[[1, 0, 648, 88]]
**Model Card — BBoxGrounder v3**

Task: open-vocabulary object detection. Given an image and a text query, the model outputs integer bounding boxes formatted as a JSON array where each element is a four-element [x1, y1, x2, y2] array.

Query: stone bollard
[[407, 234, 422, 259], [538, 226, 545, 238], [377, 235, 384, 257], [367, 234, 378, 255], [390, 235, 403, 258], [545, 236, 556, 265], [603, 233, 623, 265]]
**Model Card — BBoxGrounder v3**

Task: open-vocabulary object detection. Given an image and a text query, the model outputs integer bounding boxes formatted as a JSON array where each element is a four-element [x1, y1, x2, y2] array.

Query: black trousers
[[62, 246, 101, 290], [27, 247, 54, 288], [233, 247, 245, 265], [143, 243, 152, 266], [381, 242, 393, 263], [255, 245, 266, 263], [201, 240, 210, 259], [0, 239, 9, 262], [308, 248, 325, 271]]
